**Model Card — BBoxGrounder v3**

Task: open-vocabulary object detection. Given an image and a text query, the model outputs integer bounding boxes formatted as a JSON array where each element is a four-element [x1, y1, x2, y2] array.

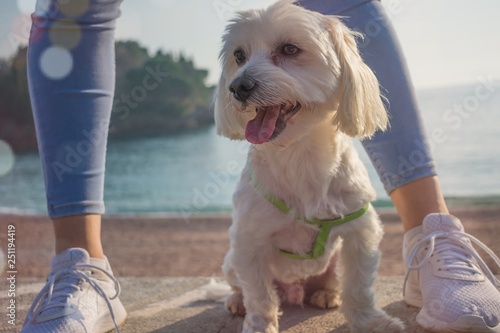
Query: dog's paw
[[277, 282, 305, 306], [225, 292, 246, 316], [242, 314, 278, 333], [369, 314, 405, 333], [309, 289, 340, 309], [348, 310, 405, 333]]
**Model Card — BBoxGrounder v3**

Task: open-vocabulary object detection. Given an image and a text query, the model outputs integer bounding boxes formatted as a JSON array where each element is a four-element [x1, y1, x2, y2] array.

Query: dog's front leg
[[234, 252, 280, 333], [339, 217, 405, 333]]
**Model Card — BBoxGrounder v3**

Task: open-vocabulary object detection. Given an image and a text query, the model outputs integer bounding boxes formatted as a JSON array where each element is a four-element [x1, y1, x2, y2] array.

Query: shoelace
[[403, 230, 500, 297], [26, 263, 122, 333]]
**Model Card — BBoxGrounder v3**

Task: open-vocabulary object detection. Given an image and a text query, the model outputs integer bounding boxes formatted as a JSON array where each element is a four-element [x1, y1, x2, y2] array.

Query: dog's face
[[215, 0, 388, 146]]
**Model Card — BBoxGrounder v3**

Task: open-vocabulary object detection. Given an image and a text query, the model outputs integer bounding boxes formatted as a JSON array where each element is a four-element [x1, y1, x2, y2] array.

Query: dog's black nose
[[229, 76, 256, 102]]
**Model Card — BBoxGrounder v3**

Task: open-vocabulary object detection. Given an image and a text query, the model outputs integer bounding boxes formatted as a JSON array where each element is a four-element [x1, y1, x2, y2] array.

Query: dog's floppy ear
[[214, 73, 247, 140], [326, 17, 388, 138]]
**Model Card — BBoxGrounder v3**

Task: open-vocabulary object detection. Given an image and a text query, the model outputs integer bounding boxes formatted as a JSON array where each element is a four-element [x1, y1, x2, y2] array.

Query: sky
[[1, 0, 500, 89]]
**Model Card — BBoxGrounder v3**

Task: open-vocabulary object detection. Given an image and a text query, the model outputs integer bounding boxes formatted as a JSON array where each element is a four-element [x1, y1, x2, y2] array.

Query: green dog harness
[[248, 169, 370, 260]]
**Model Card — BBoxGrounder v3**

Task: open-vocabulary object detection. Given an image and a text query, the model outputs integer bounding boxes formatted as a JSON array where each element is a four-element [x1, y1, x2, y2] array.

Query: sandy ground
[[0, 206, 499, 278]]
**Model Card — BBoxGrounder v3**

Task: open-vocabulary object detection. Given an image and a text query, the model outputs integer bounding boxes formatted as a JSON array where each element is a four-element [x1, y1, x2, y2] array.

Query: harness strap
[[247, 168, 370, 260], [279, 203, 369, 259]]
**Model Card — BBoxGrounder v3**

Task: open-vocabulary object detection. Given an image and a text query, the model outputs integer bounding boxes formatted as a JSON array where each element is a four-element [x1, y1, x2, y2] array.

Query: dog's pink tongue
[[245, 106, 280, 144]]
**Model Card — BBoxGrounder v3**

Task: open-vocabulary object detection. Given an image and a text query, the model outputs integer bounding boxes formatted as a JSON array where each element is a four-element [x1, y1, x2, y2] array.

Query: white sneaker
[[403, 213, 500, 332], [21, 248, 127, 333]]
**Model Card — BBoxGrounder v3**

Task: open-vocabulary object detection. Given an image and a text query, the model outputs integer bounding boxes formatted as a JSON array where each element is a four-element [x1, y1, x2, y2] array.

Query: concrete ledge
[[1, 276, 436, 332]]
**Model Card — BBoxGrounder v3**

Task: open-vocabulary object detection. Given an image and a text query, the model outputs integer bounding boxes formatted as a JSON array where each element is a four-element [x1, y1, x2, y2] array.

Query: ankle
[[389, 176, 449, 232], [55, 244, 105, 259], [53, 214, 105, 258]]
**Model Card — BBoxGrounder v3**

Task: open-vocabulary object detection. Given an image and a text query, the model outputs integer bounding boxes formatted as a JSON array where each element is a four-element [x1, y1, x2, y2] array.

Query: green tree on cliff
[[0, 41, 215, 151]]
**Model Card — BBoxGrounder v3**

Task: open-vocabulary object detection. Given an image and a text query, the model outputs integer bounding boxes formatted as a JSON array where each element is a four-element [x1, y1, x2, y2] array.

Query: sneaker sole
[[404, 288, 500, 333], [94, 297, 128, 333], [403, 278, 423, 308], [417, 308, 500, 333]]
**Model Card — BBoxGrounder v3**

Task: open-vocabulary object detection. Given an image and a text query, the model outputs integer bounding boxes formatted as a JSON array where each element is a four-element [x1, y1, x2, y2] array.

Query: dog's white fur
[[214, 1, 404, 332]]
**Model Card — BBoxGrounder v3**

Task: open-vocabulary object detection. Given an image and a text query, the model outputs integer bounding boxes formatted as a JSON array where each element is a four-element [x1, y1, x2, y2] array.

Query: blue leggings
[[28, 0, 436, 218]]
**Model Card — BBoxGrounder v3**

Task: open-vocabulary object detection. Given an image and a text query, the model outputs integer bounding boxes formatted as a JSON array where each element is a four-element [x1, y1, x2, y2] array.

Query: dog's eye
[[282, 44, 300, 56], [233, 49, 246, 65]]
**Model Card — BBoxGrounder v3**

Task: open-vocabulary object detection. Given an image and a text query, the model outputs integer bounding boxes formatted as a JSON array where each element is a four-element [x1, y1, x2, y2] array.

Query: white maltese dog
[[214, 1, 405, 332]]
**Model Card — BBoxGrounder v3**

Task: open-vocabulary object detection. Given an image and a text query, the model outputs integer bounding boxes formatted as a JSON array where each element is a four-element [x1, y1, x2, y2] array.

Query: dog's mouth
[[245, 103, 302, 144]]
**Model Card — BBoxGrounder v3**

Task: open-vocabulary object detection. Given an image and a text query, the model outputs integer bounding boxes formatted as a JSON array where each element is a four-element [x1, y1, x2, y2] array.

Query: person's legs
[[28, 0, 120, 253], [301, 1, 500, 331], [23, 1, 125, 332]]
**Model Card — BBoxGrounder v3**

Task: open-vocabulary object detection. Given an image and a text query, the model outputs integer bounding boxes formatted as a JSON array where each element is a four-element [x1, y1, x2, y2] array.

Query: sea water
[[0, 82, 499, 215]]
